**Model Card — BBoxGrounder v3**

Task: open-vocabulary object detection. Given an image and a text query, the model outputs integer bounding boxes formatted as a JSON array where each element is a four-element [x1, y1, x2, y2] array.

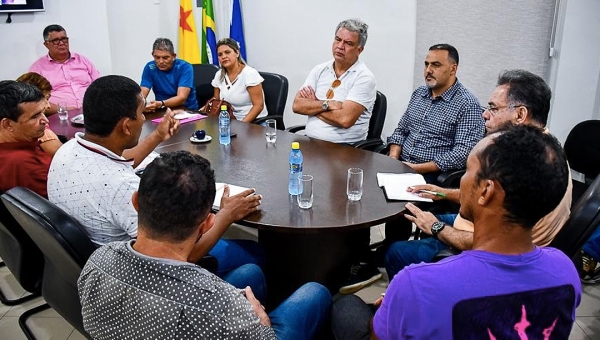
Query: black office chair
[[0, 190, 43, 306], [253, 71, 289, 130], [2, 187, 96, 339], [192, 64, 220, 108], [287, 91, 387, 149], [563, 120, 600, 207]]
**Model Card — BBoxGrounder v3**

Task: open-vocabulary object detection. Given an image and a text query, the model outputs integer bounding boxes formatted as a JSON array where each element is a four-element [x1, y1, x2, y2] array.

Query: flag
[[178, 0, 201, 64], [230, 0, 247, 61], [201, 0, 218, 65]]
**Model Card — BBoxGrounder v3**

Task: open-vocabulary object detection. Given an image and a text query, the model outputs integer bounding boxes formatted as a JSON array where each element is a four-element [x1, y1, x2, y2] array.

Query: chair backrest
[[192, 64, 220, 108], [2, 187, 97, 336], [259, 71, 289, 128], [367, 91, 387, 140], [0, 190, 43, 294], [564, 120, 600, 179], [549, 175, 600, 260]]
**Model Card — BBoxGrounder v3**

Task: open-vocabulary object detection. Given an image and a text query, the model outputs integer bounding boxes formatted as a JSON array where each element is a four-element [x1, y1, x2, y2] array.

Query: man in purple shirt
[[29, 24, 100, 112], [331, 125, 581, 339]]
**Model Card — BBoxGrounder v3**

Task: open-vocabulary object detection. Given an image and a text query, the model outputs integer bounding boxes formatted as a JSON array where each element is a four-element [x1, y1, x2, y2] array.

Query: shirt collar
[[422, 78, 461, 101], [326, 59, 362, 77], [45, 52, 74, 63], [74, 132, 134, 165]]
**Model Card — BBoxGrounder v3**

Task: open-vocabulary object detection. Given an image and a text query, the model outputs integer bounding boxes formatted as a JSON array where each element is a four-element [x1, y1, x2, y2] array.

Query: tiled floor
[[1, 225, 598, 339]]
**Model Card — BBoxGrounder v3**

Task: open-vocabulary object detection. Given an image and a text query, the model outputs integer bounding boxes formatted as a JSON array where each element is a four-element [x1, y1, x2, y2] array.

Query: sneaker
[[338, 262, 383, 294], [580, 251, 600, 284]]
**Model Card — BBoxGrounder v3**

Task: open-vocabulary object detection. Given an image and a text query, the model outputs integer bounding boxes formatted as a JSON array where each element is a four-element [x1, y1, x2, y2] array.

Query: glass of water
[[347, 168, 363, 201], [265, 119, 277, 143], [57, 102, 69, 121], [297, 175, 313, 209]]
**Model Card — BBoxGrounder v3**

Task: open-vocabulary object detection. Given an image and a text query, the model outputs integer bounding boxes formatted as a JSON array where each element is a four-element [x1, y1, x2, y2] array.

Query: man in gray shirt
[[78, 151, 331, 339]]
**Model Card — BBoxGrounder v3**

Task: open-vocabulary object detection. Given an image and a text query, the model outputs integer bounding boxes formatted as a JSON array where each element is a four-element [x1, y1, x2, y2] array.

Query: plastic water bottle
[[219, 105, 230, 145], [288, 142, 303, 195]]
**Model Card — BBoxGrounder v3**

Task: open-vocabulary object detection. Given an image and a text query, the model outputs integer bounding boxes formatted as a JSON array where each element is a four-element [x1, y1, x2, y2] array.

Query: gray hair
[[152, 38, 175, 54], [335, 19, 369, 47]]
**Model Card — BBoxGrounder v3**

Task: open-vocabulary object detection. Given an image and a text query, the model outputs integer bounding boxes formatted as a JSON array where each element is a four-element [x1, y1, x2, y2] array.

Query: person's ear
[[131, 191, 139, 212], [198, 212, 216, 235], [478, 179, 495, 206], [450, 63, 458, 76], [515, 106, 529, 124], [0, 118, 14, 131], [121, 117, 132, 136]]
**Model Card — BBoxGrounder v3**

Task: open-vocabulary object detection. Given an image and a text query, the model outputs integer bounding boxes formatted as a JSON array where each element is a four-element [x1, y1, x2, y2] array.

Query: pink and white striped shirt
[[29, 52, 100, 109]]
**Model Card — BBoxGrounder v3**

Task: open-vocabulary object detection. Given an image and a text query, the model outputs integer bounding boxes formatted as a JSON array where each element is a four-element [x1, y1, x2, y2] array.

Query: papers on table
[[213, 183, 252, 210], [174, 111, 201, 120], [376, 173, 433, 202], [134, 151, 160, 171]]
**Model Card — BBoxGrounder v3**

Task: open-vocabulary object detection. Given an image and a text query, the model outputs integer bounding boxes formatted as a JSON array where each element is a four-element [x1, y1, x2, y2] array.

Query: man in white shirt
[[292, 19, 376, 144]]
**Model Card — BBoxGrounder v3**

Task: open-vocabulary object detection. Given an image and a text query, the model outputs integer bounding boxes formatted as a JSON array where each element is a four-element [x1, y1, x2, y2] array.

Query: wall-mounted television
[[0, 0, 44, 13]]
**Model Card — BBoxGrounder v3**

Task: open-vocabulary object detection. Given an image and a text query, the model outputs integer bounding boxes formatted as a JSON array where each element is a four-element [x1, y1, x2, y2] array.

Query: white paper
[[376, 173, 433, 202], [213, 183, 252, 210], [134, 151, 160, 171], [174, 111, 201, 120]]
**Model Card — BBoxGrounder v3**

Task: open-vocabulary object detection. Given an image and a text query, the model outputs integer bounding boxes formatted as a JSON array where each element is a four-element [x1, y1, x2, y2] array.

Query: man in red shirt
[[0, 80, 53, 197]]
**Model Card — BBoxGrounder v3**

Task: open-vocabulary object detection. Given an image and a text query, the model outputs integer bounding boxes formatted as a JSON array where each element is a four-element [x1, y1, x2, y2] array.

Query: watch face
[[322, 101, 328, 110], [432, 221, 445, 234]]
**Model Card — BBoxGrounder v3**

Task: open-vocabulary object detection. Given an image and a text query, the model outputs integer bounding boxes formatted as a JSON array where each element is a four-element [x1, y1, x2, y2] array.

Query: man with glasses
[[292, 19, 376, 144], [140, 38, 198, 111], [29, 24, 100, 113], [384, 69, 572, 281]]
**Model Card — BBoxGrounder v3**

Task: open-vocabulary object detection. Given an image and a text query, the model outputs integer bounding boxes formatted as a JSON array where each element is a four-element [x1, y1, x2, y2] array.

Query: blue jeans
[[209, 239, 266, 277], [583, 223, 600, 261], [222, 263, 267, 302], [269, 282, 331, 340], [385, 213, 458, 280]]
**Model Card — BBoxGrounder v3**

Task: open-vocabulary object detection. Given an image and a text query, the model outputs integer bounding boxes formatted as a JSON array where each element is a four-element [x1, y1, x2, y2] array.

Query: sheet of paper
[[174, 111, 201, 120], [213, 183, 252, 210], [134, 151, 160, 171], [376, 173, 433, 202]]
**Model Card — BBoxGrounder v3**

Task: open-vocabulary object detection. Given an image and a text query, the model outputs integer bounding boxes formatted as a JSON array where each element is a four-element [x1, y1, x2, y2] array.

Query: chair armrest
[[253, 115, 285, 130], [375, 144, 390, 155], [432, 248, 461, 262], [436, 169, 466, 188], [352, 138, 384, 151], [286, 125, 306, 133]]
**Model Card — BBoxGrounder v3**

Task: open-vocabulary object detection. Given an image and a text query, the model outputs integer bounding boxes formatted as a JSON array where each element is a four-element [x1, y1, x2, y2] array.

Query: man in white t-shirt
[[292, 19, 376, 144]]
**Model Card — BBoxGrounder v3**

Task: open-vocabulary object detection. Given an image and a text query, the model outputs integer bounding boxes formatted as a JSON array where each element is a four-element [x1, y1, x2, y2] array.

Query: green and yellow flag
[[201, 0, 218, 65], [178, 0, 201, 63]]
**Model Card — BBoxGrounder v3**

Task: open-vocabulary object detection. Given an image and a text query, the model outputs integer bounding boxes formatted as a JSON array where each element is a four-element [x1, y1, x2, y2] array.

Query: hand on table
[[403, 202, 438, 236], [144, 100, 161, 112], [219, 186, 262, 223], [245, 286, 271, 327], [407, 184, 447, 201]]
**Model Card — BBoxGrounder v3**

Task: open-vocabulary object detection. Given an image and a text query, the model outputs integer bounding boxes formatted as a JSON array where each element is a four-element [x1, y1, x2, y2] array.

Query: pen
[[418, 189, 446, 198]]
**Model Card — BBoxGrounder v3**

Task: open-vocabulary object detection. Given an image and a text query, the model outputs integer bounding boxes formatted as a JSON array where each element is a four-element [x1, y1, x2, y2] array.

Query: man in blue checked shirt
[[388, 44, 484, 183]]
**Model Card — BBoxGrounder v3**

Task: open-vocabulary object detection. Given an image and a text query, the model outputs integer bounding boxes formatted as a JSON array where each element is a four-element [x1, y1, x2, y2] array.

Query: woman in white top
[[211, 38, 268, 122]]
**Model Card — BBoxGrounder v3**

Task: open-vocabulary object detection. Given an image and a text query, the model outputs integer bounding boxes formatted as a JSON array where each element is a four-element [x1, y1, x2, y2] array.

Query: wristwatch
[[322, 100, 329, 111], [159, 100, 166, 109], [431, 221, 446, 239]]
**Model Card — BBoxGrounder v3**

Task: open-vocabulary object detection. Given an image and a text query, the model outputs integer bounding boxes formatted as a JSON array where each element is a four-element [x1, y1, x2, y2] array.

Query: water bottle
[[219, 105, 230, 145], [288, 142, 303, 195]]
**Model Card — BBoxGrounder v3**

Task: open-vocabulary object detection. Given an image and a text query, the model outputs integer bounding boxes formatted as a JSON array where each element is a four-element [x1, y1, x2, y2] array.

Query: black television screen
[[0, 0, 44, 13]]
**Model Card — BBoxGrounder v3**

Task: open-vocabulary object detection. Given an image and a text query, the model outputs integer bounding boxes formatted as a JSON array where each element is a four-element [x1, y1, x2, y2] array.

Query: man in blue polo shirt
[[140, 38, 198, 111]]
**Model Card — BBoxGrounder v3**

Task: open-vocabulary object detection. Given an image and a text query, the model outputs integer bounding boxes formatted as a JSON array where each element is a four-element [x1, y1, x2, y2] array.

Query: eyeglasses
[[46, 37, 69, 45], [482, 104, 524, 116], [326, 79, 341, 99]]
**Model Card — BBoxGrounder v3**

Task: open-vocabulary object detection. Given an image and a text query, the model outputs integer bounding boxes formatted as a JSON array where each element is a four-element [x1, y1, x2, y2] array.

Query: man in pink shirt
[[29, 24, 100, 113]]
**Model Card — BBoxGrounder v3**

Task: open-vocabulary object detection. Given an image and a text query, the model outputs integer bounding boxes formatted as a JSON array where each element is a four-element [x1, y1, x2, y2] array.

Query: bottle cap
[[221, 105, 228, 111], [291, 142, 300, 150]]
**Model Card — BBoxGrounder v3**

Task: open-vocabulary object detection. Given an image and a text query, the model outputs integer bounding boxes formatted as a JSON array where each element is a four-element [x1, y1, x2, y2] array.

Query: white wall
[[0, 0, 598, 142], [547, 0, 600, 143]]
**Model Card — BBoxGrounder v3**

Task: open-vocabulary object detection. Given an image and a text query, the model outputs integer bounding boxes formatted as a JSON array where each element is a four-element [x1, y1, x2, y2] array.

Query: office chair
[[287, 91, 387, 149], [2, 187, 96, 339], [563, 120, 600, 207], [192, 64, 220, 108], [253, 71, 289, 130], [0, 189, 43, 306]]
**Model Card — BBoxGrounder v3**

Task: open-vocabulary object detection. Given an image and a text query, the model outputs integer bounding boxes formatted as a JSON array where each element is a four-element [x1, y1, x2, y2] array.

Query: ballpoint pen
[[418, 189, 446, 198]]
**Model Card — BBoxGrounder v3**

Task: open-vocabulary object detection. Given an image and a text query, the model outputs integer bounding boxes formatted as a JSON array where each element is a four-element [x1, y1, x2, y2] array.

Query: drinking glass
[[297, 175, 313, 209], [265, 119, 277, 143], [347, 168, 363, 201], [57, 103, 68, 121]]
